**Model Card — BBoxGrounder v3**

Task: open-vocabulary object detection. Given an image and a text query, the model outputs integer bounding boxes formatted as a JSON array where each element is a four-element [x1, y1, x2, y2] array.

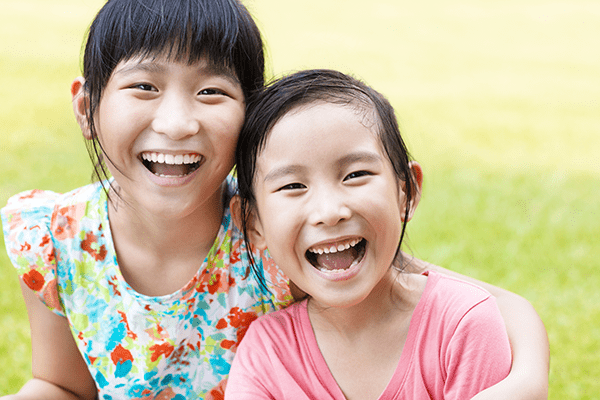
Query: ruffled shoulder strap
[[2, 189, 65, 316]]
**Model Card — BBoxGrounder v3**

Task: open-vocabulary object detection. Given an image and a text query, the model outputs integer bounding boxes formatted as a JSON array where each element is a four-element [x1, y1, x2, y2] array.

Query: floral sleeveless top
[[1, 178, 291, 399]]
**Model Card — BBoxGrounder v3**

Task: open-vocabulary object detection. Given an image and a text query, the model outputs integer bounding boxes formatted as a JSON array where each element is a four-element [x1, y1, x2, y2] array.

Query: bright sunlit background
[[1, 0, 599, 397]]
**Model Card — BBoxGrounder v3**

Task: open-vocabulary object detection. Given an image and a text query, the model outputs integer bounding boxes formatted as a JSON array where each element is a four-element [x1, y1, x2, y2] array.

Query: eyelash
[[276, 171, 371, 191], [278, 183, 306, 191], [199, 88, 225, 96], [132, 83, 156, 91], [130, 85, 226, 96], [344, 170, 371, 181]]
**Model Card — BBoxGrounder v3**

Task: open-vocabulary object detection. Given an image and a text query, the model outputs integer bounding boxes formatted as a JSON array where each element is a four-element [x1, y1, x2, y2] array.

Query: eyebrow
[[114, 61, 167, 76], [262, 151, 383, 183], [114, 60, 240, 85], [336, 151, 382, 169], [262, 165, 304, 183]]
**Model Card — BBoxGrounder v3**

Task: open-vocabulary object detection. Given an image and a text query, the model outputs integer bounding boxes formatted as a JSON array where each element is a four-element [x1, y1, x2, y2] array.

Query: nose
[[308, 187, 352, 227], [151, 93, 200, 140]]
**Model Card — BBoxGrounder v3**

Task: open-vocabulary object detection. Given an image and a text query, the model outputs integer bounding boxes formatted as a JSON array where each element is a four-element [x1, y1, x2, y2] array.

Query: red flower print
[[215, 318, 228, 330], [18, 189, 43, 200], [22, 270, 45, 291], [40, 235, 51, 247], [154, 387, 176, 400], [149, 342, 174, 362], [42, 244, 56, 266], [205, 379, 227, 400], [110, 344, 133, 365], [220, 340, 235, 350], [227, 307, 258, 329], [42, 278, 63, 313], [230, 246, 241, 265], [207, 272, 224, 295], [109, 276, 122, 297], [81, 231, 107, 261], [52, 206, 79, 241], [117, 311, 138, 340]]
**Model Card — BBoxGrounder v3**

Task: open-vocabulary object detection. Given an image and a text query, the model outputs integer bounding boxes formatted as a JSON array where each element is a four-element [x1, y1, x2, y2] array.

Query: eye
[[344, 170, 371, 181], [278, 182, 306, 191], [199, 88, 225, 96], [131, 83, 156, 92]]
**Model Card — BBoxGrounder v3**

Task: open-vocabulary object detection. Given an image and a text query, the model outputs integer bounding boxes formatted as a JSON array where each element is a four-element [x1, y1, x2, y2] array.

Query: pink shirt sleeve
[[224, 321, 276, 399], [405, 272, 511, 399], [442, 295, 512, 399], [225, 302, 339, 400]]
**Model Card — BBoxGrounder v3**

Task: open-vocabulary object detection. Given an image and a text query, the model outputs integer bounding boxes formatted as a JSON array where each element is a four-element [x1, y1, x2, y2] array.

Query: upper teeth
[[308, 238, 361, 255], [141, 152, 200, 165]]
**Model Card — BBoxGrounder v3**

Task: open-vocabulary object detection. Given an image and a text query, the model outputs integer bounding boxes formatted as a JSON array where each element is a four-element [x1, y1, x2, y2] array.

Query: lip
[[139, 150, 205, 187], [306, 237, 366, 282]]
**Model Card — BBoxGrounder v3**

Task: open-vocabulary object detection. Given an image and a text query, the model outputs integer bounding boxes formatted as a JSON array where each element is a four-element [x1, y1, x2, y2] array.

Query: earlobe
[[71, 77, 92, 140], [229, 196, 268, 250], [401, 161, 424, 222]]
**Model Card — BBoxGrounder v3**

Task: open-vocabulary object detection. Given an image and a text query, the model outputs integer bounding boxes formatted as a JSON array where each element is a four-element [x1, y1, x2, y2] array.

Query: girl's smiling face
[[247, 102, 411, 309], [73, 55, 246, 219]]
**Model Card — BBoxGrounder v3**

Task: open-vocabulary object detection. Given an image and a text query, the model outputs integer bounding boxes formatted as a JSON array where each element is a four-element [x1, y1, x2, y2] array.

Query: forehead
[[113, 52, 240, 83], [258, 102, 386, 169], [266, 101, 379, 146]]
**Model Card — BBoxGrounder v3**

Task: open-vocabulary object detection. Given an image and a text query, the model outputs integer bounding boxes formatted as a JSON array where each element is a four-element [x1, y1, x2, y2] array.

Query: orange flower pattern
[[1, 178, 291, 398]]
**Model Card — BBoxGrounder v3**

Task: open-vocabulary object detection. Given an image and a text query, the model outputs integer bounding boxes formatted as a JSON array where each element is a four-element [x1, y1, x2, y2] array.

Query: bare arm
[[430, 264, 549, 400], [0, 280, 98, 400]]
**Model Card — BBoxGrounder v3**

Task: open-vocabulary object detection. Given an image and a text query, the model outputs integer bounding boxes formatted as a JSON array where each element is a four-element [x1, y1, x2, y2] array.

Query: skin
[[242, 102, 549, 399], [73, 56, 246, 296], [4, 60, 548, 399], [4, 56, 246, 399], [246, 102, 427, 399]]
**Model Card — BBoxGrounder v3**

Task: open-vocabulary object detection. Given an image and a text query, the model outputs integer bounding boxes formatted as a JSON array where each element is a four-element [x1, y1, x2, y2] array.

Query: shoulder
[[242, 302, 304, 344], [408, 272, 511, 397], [227, 303, 305, 399], [2, 183, 104, 222], [2, 182, 106, 249], [423, 270, 493, 314], [417, 271, 509, 355], [235, 302, 307, 366], [413, 271, 506, 342], [1, 183, 105, 315]]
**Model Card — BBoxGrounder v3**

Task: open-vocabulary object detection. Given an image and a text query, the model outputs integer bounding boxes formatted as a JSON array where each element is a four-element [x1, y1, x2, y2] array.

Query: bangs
[[83, 0, 264, 100], [89, 0, 240, 69]]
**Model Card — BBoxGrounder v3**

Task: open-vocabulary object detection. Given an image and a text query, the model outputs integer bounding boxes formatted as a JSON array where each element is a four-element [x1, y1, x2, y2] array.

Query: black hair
[[80, 0, 265, 184], [235, 69, 417, 291]]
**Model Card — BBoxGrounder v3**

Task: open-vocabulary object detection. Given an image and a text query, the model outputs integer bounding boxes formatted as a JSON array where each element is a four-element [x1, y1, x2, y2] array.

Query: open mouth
[[141, 152, 202, 177], [306, 238, 366, 273]]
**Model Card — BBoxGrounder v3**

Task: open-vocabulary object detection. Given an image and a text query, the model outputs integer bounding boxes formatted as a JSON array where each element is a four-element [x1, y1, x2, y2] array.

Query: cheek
[[259, 201, 300, 252], [218, 105, 245, 139]]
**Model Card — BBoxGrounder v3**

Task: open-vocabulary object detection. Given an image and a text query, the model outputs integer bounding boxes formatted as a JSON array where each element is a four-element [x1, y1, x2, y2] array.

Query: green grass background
[[0, 0, 598, 397]]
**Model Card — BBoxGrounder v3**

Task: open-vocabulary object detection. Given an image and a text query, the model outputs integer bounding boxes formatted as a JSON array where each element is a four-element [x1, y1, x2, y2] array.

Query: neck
[[106, 183, 226, 295], [308, 270, 416, 339], [109, 186, 224, 255]]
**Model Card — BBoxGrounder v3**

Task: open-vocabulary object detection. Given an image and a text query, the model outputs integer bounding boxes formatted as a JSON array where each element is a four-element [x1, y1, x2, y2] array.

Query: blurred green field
[[1, 0, 598, 397]]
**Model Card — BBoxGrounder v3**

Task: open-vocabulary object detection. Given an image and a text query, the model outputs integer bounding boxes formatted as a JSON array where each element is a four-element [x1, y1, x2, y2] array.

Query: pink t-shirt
[[225, 271, 511, 399]]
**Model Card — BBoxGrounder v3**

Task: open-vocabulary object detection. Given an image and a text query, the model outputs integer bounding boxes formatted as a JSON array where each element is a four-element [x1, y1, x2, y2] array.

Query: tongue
[[151, 163, 189, 176], [316, 247, 358, 271]]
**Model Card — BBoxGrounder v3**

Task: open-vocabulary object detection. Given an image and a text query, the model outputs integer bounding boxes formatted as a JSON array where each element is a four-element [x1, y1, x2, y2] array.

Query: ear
[[71, 77, 92, 140], [230, 195, 268, 250], [400, 161, 423, 222]]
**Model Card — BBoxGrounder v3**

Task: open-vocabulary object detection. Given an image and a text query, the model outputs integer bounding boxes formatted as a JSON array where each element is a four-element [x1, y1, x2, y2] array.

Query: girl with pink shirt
[[226, 69, 542, 399]]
